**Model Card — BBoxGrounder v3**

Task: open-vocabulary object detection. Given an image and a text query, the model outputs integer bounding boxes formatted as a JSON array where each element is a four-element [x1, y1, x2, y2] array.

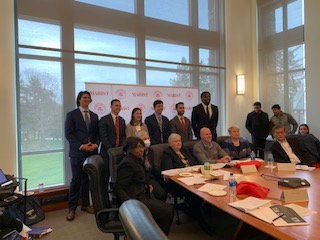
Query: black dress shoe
[[199, 219, 214, 235]]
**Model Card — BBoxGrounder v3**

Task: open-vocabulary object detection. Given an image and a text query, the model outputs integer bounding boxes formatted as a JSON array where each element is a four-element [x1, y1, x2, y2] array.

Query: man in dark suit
[[169, 102, 193, 142], [270, 126, 317, 166], [65, 91, 100, 221], [245, 101, 270, 158], [191, 91, 219, 141], [145, 100, 170, 145], [99, 99, 126, 180]]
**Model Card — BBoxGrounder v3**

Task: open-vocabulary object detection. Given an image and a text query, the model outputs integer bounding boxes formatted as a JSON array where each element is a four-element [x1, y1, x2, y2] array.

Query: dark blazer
[[65, 108, 100, 158], [99, 113, 126, 159], [145, 114, 170, 145], [245, 110, 269, 139], [161, 146, 197, 171], [169, 116, 193, 142], [221, 138, 251, 160], [191, 103, 219, 141], [270, 138, 317, 166]]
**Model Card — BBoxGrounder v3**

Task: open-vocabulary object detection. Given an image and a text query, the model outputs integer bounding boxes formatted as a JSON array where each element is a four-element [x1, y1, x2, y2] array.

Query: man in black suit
[[145, 100, 170, 145], [270, 126, 317, 166], [191, 91, 219, 141], [65, 91, 100, 221], [99, 99, 126, 180], [169, 102, 193, 142], [245, 101, 270, 158]]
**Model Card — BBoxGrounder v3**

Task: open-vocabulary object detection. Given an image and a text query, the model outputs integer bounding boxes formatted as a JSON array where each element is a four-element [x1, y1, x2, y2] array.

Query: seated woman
[[296, 124, 320, 162], [126, 107, 149, 138], [136, 130, 167, 202], [221, 125, 251, 160], [115, 137, 173, 236], [161, 133, 197, 171]]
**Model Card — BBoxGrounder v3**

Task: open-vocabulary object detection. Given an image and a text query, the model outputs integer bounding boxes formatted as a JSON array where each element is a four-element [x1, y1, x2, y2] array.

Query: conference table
[[169, 162, 320, 240]]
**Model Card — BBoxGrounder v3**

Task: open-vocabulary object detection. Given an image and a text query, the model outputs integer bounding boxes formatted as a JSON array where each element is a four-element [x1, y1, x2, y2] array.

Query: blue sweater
[[221, 138, 251, 160]]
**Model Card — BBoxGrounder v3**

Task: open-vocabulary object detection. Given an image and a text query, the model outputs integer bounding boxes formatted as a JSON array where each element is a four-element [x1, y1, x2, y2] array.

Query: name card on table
[[281, 189, 309, 203], [240, 165, 257, 174], [277, 163, 296, 171]]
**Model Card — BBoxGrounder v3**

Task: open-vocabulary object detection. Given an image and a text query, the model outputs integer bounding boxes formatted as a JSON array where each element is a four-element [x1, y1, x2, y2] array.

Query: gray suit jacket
[[169, 115, 193, 142]]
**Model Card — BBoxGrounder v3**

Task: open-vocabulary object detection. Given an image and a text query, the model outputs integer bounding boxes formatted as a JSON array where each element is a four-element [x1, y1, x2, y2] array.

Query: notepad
[[29, 227, 53, 238]]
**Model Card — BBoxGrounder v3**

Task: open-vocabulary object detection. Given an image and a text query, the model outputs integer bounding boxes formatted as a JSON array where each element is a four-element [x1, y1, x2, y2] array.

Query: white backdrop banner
[[85, 83, 199, 123]]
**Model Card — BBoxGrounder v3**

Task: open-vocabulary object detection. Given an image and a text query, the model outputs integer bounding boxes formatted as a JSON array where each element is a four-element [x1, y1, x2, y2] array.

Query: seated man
[[193, 127, 231, 164], [270, 126, 317, 166]]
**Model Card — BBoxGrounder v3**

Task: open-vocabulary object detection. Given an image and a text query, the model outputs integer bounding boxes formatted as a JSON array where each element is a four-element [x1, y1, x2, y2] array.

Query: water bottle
[[250, 151, 256, 160], [204, 160, 211, 179], [38, 181, 44, 193], [228, 173, 237, 197], [267, 153, 274, 169]]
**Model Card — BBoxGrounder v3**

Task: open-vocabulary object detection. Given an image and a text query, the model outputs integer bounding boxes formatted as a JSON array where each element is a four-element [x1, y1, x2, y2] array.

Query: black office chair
[[119, 199, 168, 240], [108, 146, 125, 197], [83, 155, 124, 240]]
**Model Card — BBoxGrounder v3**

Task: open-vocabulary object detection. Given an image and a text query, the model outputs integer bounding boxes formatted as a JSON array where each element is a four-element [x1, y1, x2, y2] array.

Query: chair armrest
[[95, 208, 123, 233]]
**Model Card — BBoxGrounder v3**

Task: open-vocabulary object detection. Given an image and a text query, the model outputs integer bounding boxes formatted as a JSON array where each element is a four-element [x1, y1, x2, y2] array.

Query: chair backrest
[[108, 147, 125, 184], [182, 140, 199, 159], [148, 143, 169, 178], [216, 136, 230, 147], [83, 155, 124, 237]]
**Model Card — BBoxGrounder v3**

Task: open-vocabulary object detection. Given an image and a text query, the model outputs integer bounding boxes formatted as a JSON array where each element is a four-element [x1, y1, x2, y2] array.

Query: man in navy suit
[[65, 91, 100, 221], [145, 100, 170, 145], [169, 102, 193, 142], [99, 99, 126, 180], [191, 91, 219, 141]]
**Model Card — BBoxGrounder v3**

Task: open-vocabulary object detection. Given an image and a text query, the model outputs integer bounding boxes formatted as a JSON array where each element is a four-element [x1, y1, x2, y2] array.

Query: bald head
[[200, 127, 212, 144]]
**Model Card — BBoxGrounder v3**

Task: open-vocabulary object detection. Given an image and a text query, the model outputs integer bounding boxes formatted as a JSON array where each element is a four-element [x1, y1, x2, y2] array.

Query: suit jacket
[[161, 146, 197, 171], [191, 103, 219, 140], [99, 113, 126, 159], [169, 116, 193, 142], [270, 138, 317, 166], [221, 138, 251, 160], [145, 114, 170, 145], [65, 108, 100, 158]]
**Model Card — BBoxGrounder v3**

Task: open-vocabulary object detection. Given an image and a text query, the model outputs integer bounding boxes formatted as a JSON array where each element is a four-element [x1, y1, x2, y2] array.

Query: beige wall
[[225, 0, 257, 140], [0, 1, 17, 174], [305, 1, 320, 138]]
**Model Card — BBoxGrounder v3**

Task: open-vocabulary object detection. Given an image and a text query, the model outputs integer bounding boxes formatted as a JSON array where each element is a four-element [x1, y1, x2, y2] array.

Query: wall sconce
[[236, 74, 245, 95]]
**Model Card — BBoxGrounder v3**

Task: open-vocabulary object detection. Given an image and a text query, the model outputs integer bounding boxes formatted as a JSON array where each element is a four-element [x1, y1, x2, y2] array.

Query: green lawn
[[22, 152, 64, 189]]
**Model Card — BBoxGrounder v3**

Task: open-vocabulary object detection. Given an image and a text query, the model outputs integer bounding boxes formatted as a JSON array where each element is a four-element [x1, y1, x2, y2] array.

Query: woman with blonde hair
[[221, 125, 251, 160]]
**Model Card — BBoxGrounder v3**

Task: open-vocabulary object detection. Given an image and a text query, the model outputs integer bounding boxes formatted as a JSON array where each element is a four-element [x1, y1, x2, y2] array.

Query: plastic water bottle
[[204, 160, 211, 179], [250, 151, 256, 160], [267, 153, 274, 169], [38, 181, 44, 193], [228, 173, 237, 198]]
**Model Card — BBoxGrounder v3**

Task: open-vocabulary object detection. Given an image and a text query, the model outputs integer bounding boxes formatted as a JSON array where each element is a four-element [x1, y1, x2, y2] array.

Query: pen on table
[[272, 213, 284, 222]]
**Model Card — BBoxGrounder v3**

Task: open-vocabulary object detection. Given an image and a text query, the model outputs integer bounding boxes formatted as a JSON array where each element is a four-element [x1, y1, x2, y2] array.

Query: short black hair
[[76, 91, 91, 107], [200, 91, 210, 98], [253, 102, 261, 107], [175, 102, 184, 109], [271, 104, 281, 110], [123, 137, 145, 153], [111, 99, 120, 106], [153, 100, 163, 108]]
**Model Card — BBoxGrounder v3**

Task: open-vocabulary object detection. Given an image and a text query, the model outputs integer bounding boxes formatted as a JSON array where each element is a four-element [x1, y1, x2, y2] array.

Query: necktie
[[181, 117, 186, 132], [84, 110, 90, 129], [158, 115, 163, 143], [206, 106, 210, 119], [115, 116, 120, 147]]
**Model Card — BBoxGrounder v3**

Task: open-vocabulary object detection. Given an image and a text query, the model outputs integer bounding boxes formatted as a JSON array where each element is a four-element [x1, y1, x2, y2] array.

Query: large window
[[16, 0, 225, 189], [258, 0, 305, 125]]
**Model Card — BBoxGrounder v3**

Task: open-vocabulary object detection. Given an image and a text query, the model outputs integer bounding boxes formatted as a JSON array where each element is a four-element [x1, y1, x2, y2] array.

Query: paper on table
[[284, 203, 317, 217], [230, 158, 264, 165], [20, 224, 31, 237], [295, 165, 315, 171], [228, 196, 271, 212], [210, 163, 226, 169], [197, 183, 226, 192], [177, 176, 206, 186]]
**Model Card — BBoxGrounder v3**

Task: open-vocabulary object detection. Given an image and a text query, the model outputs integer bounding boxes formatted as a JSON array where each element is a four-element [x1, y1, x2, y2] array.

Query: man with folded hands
[[270, 126, 317, 166]]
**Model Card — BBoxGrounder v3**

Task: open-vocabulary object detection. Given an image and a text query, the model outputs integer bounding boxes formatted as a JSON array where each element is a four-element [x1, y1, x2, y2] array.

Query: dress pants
[[251, 136, 266, 159]]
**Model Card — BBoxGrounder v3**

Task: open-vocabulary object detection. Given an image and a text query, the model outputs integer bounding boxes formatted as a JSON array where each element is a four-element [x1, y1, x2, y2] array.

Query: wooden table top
[[170, 164, 320, 240]]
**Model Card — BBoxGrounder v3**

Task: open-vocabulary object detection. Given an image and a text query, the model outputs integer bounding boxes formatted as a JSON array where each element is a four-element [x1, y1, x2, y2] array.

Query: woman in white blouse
[[126, 107, 149, 138]]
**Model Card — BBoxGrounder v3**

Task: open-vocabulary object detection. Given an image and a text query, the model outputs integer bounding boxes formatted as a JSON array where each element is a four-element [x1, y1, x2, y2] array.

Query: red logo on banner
[[90, 91, 109, 96], [153, 90, 163, 99], [168, 93, 181, 97], [171, 103, 176, 114], [185, 91, 193, 100], [115, 88, 126, 99], [94, 102, 107, 115], [136, 103, 146, 112]]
